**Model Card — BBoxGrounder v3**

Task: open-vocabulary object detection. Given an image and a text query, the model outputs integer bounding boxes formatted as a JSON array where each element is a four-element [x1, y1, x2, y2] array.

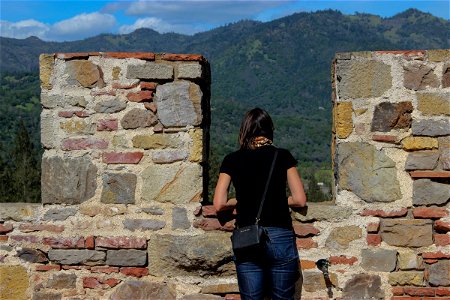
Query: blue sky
[[1, 1, 448, 41]]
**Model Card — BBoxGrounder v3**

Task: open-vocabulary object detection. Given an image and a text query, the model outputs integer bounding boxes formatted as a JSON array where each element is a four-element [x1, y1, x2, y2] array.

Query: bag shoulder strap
[[255, 148, 278, 224]]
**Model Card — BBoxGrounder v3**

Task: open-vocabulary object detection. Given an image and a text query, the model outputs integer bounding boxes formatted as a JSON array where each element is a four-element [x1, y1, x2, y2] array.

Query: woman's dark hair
[[239, 108, 274, 149]]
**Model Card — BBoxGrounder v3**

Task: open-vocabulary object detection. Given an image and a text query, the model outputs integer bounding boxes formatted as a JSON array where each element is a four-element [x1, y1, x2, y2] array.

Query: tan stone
[[325, 225, 362, 250], [189, 129, 203, 162], [302, 271, 338, 292], [398, 249, 420, 270], [200, 283, 239, 294], [427, 49, 450, 62], [417, 93, 450, 116], [388, 271, 424, 286], [402, 136, 439, 151], [0, 265, 29, 300], [132, 134, 183, 150], [335, 102, 353, 138], [39, 54, 54, 90], [112, 66, 121, 80], [66, 60, 102, 88], [0, 203, 39, 221], [381, 219, 433, 247], [112, 134, 128, 148], [355, 108, 368, 116], [60, 119, 95, 134]]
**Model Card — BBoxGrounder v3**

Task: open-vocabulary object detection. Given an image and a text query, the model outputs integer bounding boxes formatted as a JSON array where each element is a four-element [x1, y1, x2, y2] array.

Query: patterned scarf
[[250, 136, 273, 149]]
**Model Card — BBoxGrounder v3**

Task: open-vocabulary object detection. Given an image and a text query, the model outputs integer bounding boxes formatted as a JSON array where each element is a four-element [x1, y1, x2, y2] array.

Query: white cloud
[[51, 12, 116, 40], [119, 17, 203, 35], [0, 19, 49, 39]]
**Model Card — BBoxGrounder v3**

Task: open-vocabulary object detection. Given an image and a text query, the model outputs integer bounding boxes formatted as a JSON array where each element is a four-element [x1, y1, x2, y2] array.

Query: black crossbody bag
[[231, 149, 278, 251]]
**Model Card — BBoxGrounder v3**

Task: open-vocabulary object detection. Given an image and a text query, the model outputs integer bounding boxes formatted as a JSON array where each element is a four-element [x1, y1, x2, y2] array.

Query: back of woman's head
[[239, 108, 274, 149]]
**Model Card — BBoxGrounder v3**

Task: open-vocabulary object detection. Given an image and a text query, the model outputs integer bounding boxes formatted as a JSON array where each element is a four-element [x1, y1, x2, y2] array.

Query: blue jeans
[[234, 227, 300, 300]]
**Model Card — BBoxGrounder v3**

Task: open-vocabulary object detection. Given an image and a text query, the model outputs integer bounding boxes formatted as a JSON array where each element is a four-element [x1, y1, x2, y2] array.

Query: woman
[[214, 108, 307, 300]]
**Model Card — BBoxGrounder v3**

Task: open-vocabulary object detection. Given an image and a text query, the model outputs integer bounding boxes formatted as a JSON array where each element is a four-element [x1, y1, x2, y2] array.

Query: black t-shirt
[[219, 145, 297, 229]]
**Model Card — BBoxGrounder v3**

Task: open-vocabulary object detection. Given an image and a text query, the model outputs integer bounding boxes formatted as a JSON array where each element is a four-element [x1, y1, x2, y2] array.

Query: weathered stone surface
[[429, 260, 450, 286], [405, 151, 439, 170], [32, 292, 62, 300], [381, 219, 433, 247], [402, 136, 439, 150], [106, 250, 147, 266], [293, 204, 352, 222], [337, 60, 392, 99], [388, 271, 424, 286], [417, 92, 450, 116], [48, 249, 105, 265], [60, 119, 95, 134], [412, 119, 450, 136], [0, 203, 39, 221], [123, 219, 165, 231], [0, 265, 29, 300], [141, 206, 164, 215], [41, 109, 58, 148], [110, 280, 176, 300], [428, 49, 450, 62], [94, 99, 127, 113], [371, 102, 413, 132], [413, 179, 450, 206], [41, 156, 97, 204], [152, 150, 188, 164], [66, 60, 103, 88], [39, 54, 54, 90], [302, 271, 338, 293], [41, 94, 87, 109], [361, 249, 397, 272], [46, 273, 77, 289], [325, 225, 362, 250], [334, 102, 353, 138], [43, 207, 77, 221], [398, 249, 420, 270], [404, 63, 439, 91], [336, 142, 401, 202], [112, 66, 121, 80], [126, 62, 174, 79], [141, 163, 202, 203], [62, 137, 108, 150], [17, 248, 48, 263], [155, 81, 203, 127], [189, 129, 203, 162], [147, 232, 233, 276], [178, 63, 203, 79], [443, 64, 450, 88], [120, 108, 158, 129], [172, 207, 190, 229], [200, 283, 239, 294], [342, 274, 384, 299], [101, 173, 137, 204], [132, 134, 183, 149]]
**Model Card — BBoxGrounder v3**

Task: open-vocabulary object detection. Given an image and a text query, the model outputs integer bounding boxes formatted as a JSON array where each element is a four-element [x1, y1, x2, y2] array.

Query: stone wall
[[0, 50, 449, 300]]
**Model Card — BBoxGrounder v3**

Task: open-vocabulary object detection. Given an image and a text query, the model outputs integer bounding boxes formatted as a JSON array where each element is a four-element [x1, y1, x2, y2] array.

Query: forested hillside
[[0, 9, 448, 202]]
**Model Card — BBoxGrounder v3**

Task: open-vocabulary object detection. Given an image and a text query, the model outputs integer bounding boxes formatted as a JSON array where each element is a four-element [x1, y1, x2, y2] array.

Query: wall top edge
[[334, 49, 450, 61], [40, 52, 208, 63]]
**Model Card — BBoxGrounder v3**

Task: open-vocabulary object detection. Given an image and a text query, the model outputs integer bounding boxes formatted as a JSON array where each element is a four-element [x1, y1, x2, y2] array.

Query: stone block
[[147, 232, 233, 277], [123, 219, 166, 231], [405, 151, 439, 170], [172, 207, 190, 229], [101, 173, 137, 204], [412, 119, 450, 136], [293, 204, 352, 221], [97, 119, 118, 131], [59, 119, 95, 134], [428, 49, 450, 62], [152, 150, 188, 164], [189, 129, 204, 162], [334, 102, 353, 138], [141, 206, 164, 215], [388, 271, 424, 286], [178, 63, 203, 79], [371, 102, 413, 132], [398, 249, 420, 270], [301, 271, 338, 293], [66, 60, 103, 88], [381, 219, 433, 247], [39, 54, 54, 90], [154, 81, 203, 127], [126, 62, 173, 79], [106, 249, 147, 266], [443, 64, 450, 87], [132, 134, 183, 149], [41, 109, 58, 148], [336, 142, 401, 202], [0, 203, 40, 221], [43, 207, 77, 221], [46, 273, 77, 289], [404, 62, 439, 91], [293, 223, 320, 237], [141, 163, 202, 204], [17, 248, 48, 263], [201, 283, 239, 294], [32, 292, 62, 300], [325, 225, 362, 250], [0, 265, 29, 300], [61, 137, 108, 150], [342, 274, 384, 299], [126, 90, 153, 102], [413, 206, 448, 219], [337, 60, 392, 99], [41, 156, 97, 204], [402, 136, 438, 151], [48, 249, 105, 265], [94, 99, 127, 113], [413, 179, 450, 206], [429, 259, 450, 286], [41, 94, 87, 109], [110, 280, 176, 300], [102, 152, 143, 164], [417, 92, 450, 116], [361, 249, 397, 272], [121, 108, 158, 129]]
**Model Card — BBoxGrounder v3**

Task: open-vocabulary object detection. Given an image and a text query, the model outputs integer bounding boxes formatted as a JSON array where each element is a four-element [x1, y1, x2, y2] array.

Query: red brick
[[62, 265, 88, 270], [193, 218, 235, 232], [19, 224, 64, 233], [143, 102, 157, 112], [0, 223, 13, 233], [300, 260, 317, 270], [375, 50, 426, 57], [409, 171, 450, 178], [367, 222, 380, 233], [102, 152, 144, 164], [112, 82, 139, 89], [424, 298, 450, 300], [0, 236, 9, 242], [434, 234, 450, 246], [391, 297, 421, 300], [424, 259, 439, 264], [97, 119, 118, 131], [36, 265, 61, 272], [103, 278, 121, 288], [127, 90, 153, 102], [56, 52, 100, 59], [436, 287, 450, 296], [435, 220, 450, 233], [43, 237, 85, 248], [392, 287, 405, 296], [102, 52, 155, 60], [140, 82, 158, 90], [95, 236, 147, 249], [83, 277, 101, 289], [296, 238, 318, 249], [62, 138, 108, 150], [372, 134, 398, 143], [90, 266, 119, 274], [329, 255, 358, 265], [201, 205, 217, 217], [224, 294, 241, 300], [90, 90, 116, 96], [367, 234, 382, 246], [413, 207, 448, 219], [9, 235, 40, 243], [58, 111, 76, 118], [404, 287, 435, 297], [120, 267, 149, 277], [74, 111, 92, 118], [360, 208, 408, 217], [85, 236, 95, 249], [161, 53, 205, 62], [422, 251, 450, 259], [58, 111, 92, 118], [293, 223, 320, 237]]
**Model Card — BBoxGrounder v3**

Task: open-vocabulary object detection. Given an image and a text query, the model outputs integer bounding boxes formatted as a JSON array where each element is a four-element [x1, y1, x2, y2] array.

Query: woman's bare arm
[[213, 173, 237, 211], [287, 167, 307, 207]]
